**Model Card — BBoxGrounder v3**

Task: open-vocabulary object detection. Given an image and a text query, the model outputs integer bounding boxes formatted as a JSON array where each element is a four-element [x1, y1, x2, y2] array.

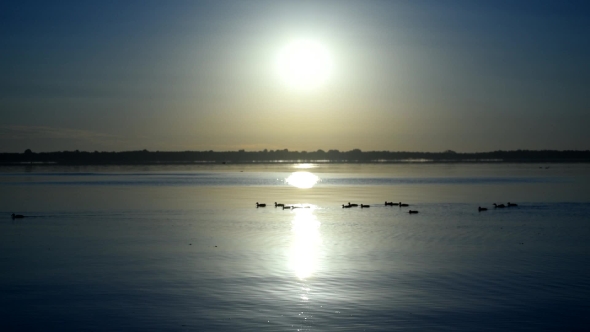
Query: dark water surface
[[1, 164, 589, 331]]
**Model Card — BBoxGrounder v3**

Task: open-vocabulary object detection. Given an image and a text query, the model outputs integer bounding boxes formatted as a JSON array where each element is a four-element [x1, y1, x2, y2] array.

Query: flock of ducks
[[258, 201, 520, 215]]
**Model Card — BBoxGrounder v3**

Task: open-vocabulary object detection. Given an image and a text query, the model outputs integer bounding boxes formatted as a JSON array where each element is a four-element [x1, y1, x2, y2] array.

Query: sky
[[1, 0, 589, 153]]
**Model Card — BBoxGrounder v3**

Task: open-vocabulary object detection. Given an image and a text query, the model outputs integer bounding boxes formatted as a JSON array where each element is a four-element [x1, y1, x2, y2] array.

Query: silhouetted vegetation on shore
[[1, 149, 590, 165]]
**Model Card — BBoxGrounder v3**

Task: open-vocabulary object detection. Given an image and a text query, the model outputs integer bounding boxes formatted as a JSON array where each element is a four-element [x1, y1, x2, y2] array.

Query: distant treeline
[[1, 149, 590, 165]]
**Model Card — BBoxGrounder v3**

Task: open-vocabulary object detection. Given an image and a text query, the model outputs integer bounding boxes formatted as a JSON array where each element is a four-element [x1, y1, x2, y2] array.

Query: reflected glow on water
[[293, 163, 317, 169], [289, 206, 321, 280], [286, 171, 320, 189]]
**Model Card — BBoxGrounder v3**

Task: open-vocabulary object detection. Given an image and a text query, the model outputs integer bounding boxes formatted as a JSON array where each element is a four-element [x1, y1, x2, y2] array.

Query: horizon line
[[4, 149, 590, 154]]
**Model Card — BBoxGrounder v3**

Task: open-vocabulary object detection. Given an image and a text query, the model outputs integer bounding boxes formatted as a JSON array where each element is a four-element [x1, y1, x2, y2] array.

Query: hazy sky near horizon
[[1, 0, 589, 153]]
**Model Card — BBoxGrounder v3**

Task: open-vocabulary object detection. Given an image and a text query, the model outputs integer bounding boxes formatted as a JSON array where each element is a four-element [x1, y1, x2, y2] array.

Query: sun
[[276, 39, 332, 90]]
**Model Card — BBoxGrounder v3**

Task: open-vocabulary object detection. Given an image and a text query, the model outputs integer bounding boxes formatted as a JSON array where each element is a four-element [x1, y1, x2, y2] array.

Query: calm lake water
[[1, 163, 589, 331]]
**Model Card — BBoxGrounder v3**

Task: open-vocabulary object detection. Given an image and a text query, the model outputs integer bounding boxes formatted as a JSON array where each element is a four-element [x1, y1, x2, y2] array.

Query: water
[[1, 163, 589, 331]]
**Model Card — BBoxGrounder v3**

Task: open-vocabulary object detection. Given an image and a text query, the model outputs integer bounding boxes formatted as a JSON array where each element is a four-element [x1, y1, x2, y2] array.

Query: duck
[[399, 202, 409, 207], [256, 202, 266, 208], [274, 202, 284, 207], [342, 204, 352, 208], [348, 202, 359, 207], [478, 206, 488, 212], [385, 201, 398, 206], [408, 210, 419, 214], [493, 203, 506, 208], [11, 213, 25, 219], [360, 204, 370, 208], [283, 205, 293, 210], [507, 202, 518, 207]]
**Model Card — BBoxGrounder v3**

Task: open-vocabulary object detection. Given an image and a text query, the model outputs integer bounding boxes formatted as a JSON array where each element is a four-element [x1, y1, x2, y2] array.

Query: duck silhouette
[[256, 202, 266, 208], [478, 206, 488, 212], [408, 210, 419, 214], [360, 204, 370, 208], [11, 213, 24, 219]]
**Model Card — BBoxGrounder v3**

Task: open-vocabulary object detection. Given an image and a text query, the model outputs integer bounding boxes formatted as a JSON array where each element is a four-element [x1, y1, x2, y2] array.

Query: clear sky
[[1, 0, 589, 153]]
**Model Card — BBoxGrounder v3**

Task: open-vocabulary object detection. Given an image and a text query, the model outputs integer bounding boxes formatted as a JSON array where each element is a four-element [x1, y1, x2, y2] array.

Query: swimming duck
[[399, 202, 409, 207], [11, 213, 24, 219], [348, 202, 359, 207], [385, 201, 398, 206], [342, 204, 352, 208], [256, 202, 266, 208], [478, 207, 488, 212], [493, 203, 506, 208], [360, 204, 370, 208], [408, 210, 419, 214], [507, 202, 518, 207], [275, 202, 284, 207]]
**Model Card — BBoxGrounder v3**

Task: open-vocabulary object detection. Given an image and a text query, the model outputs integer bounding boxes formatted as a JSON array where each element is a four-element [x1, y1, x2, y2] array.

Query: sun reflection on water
[[289, 206, 321, 280], [286, 171, 320, 189]]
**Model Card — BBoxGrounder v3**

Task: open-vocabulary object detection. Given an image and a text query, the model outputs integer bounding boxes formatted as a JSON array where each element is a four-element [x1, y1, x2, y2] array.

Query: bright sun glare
[[276, 39, 332, 90], [286, 171, 320, 189], [289, 207, 321, 280]]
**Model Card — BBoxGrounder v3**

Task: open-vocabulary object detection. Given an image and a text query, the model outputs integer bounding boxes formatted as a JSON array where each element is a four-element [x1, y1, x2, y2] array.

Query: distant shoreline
[[1, 149, 590, 165]]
